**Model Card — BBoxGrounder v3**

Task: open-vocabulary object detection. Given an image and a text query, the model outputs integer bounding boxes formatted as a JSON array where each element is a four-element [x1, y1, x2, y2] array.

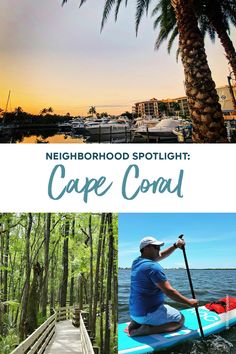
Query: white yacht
[[84, 119, 131, 135], [133, 117, 161, 129], [71, 118, 85, 131], [135, 117, 187, 137]]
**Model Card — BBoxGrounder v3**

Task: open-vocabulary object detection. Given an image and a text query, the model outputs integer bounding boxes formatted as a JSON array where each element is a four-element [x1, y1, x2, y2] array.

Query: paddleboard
[[118, 306, 236, 353]]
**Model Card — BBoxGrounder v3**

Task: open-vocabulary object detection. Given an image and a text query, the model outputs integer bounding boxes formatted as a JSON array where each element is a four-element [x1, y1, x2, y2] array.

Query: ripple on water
[[118, 269, 236, 353]]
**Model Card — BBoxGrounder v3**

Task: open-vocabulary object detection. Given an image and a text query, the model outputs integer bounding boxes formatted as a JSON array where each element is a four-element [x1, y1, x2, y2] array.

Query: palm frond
[[152, 3, 162, 16], [153, 14, 162, 29], [115, 0, 126, 21], [135, 0, 151, 35], [79, 0, 88, 7], [176, 47, 180, 63], [154, 28, 169, 50], [101, 0, 116, 31], [167, 26, 178, 53]]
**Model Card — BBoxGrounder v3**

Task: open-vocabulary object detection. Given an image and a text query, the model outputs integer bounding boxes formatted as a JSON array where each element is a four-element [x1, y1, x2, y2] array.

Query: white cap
[[139, 236, 164, 250]]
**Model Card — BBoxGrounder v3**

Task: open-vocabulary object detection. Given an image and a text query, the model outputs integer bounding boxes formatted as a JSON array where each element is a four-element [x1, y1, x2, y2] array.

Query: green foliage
[[0, 330, 18, 354], [2, 301, 19, 310], [0, 213, 118, 353]]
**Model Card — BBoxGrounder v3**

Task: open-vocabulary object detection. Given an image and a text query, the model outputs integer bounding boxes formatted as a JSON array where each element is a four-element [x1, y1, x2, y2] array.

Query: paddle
[[178, 234, 205, 340]]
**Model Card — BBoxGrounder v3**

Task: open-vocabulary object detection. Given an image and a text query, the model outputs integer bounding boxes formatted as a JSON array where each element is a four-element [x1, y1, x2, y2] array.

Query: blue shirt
[[129, 257, 167, 316]]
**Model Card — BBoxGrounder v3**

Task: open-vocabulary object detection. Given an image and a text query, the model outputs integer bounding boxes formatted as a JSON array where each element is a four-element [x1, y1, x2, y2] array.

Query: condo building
[[133, 98, 159, 117], [133, 85, 235, 118], [133, 97, 190, 118]]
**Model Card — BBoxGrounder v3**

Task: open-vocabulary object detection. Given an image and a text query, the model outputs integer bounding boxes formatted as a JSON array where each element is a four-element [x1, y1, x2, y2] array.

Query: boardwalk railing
[[80, 312, 95, 354], [10, 306, 99, 354], [56, 306, 72, 321], [10, 313, 56, 354]]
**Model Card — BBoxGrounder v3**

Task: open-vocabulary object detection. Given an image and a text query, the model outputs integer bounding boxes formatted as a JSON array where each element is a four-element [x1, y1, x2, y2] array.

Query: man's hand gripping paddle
[[179, 234, 205, 340]]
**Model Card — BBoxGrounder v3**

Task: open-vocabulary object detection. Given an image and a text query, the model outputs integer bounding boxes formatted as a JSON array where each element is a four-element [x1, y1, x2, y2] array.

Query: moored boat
[[84, 118, 131, 135], [135, 117, 188, 138]]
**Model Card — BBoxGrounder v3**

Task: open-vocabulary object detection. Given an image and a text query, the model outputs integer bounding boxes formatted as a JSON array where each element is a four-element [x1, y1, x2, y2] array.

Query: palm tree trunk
[[205, 2, 236, 84], [204, 1, 236, 111], [171, 0, 227, 142]]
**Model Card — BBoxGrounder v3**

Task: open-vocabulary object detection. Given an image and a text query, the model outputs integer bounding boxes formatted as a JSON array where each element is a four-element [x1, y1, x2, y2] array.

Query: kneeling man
[[129, 236, 198, 336]]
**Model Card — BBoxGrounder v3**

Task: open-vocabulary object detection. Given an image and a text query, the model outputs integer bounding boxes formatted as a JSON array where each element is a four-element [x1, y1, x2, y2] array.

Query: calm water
[[0, 128, 133, 143], [0, 127, 180, 143], [119, 269, 236, 353]]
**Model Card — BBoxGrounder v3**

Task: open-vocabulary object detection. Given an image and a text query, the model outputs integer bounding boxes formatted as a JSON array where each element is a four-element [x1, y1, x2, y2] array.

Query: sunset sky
[[1, 0, 235, 116]]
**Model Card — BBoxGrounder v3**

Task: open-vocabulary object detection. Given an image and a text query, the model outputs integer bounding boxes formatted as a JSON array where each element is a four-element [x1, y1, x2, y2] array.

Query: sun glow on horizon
[[1, 0, 235, 116]]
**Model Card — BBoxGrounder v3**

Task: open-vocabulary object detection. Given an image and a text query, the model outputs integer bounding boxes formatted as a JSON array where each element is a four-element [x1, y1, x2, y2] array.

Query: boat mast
[[3, 90, 11, 125]]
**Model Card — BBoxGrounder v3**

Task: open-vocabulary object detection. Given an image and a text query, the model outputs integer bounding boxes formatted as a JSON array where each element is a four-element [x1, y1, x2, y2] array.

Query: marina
[[1, 115, 236, 143]]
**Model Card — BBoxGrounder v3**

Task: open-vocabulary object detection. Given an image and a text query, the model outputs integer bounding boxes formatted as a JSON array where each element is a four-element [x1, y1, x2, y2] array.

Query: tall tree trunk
[[205, 6, 236, 111], [92, 213, 105, 337], [0, 215, 4, 297], [78, 274, 84, 310], [171, 0, 227, 142], [60, 219, 69, 307], [104, 213, 114, 354], [69, 217, 75, 306], [19, 213, 33, 341], [0, 212, 3, 335], [50, 255, 55, 313], [205, 2, 236, 84], [113, 242, 118, 337], [3, 219, 10, 315], [100, 215, 107, 354], [25, 262, 42, 336], [14, 257, 24, 325], [88, 215, 93, 329], [41, 213, 51, 317]]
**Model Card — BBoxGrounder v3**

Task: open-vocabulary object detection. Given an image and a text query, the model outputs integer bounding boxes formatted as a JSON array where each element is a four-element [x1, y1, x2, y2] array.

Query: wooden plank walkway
[[45, 320, 82, 354]]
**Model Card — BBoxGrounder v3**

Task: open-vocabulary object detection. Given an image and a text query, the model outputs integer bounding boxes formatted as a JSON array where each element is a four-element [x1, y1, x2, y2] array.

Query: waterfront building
[[174, 96, 190, 117], [133, 85, 236, 119], [133, 98, 159, 118], [216, 85, 236, 113]]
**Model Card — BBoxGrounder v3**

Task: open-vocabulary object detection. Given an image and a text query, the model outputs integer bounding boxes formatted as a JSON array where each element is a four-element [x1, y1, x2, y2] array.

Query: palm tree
[[40, 107, 54, 115], [14, 106, 24, 116], [40, 108, 48, 115], [153, 0, 236, 79], [48, 107, 54, 114], [198, 0, 236, 79], [88, 106, 97, 117], [62, 0, 227, 142], [153, 0, 236, 113], [170, 0, 227, 142]]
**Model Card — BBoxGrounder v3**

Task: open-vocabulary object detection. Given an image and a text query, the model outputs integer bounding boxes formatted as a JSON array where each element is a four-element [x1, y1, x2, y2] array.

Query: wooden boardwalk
[[45, 320, 82, 354]]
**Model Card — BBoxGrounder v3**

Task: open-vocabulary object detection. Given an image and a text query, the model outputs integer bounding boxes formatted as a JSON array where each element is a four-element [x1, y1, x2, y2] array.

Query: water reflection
[[0, 128, 134, 144], [16, 134, 85, 144]]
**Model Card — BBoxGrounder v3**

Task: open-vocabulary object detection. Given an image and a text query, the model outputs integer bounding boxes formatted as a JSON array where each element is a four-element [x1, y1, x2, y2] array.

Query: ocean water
[[119, 269, 236, 354]]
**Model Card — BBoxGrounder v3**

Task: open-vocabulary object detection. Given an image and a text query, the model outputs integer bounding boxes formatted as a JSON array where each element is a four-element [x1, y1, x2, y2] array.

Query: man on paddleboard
[[129, 236, 199, 336]]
